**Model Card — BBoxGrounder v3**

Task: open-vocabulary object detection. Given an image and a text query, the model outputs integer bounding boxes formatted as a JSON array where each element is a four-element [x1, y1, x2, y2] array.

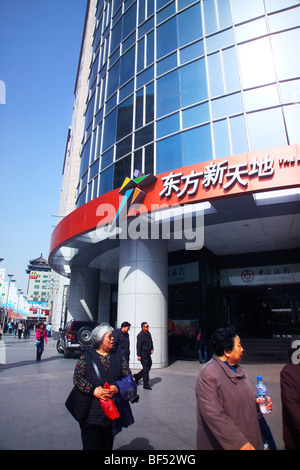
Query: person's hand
[[239, 442, 255, 450], [93, 385, 118, 400]]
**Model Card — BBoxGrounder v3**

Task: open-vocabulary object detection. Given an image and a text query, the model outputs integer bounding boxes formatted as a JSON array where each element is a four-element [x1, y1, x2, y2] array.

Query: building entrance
[[222, 285, 300, 338]]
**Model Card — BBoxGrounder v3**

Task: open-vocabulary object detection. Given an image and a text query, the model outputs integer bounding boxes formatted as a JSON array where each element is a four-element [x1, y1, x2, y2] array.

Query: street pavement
[[0, 333, 288, 451]]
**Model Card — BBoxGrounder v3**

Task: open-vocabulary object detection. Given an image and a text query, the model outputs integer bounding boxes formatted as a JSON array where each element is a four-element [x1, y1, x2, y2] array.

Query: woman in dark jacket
[[73, 323, 130, 450]]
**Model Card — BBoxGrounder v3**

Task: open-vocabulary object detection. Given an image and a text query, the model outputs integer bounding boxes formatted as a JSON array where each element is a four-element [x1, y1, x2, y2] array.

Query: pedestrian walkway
[[0, 334, 286, 450]]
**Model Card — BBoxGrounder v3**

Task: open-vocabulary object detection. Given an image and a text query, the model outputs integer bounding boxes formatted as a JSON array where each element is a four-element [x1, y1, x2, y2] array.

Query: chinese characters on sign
[[159, 155, 275, 198]]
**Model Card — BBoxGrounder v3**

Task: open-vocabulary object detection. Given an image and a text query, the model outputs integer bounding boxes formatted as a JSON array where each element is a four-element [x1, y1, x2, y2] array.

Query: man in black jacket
[[134, 322, 154, 390], [112, 321, 131, 362]]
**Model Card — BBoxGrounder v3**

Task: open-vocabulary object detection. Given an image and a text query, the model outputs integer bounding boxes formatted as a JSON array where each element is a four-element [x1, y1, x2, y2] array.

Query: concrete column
[[68, 267, 100, 321], [117, 238, 168, 369], [97, 280, 111, 324]]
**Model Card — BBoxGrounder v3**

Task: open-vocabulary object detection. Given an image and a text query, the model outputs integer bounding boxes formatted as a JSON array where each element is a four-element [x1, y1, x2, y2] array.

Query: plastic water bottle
[[255, 376, 270, 414]]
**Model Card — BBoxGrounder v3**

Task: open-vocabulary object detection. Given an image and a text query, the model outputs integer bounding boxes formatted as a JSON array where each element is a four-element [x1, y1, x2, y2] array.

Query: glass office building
[[49, 0, 300, 366], [76, 0, 300, 207]]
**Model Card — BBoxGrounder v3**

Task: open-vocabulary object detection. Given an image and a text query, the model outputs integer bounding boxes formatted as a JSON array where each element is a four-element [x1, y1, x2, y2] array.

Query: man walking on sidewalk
[[134, 322, 154, 390]]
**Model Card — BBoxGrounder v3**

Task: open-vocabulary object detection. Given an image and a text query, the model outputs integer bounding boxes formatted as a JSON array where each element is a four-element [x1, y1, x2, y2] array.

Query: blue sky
[[0, 0, 87, 292]]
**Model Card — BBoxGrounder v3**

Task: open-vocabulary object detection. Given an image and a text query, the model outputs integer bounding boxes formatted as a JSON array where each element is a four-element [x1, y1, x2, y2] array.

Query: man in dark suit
[[112, 321, 131, 363], [134, 322, 154, 390]]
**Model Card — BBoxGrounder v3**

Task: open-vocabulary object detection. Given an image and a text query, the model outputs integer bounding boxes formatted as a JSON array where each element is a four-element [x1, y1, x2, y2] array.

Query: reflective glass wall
[[76, 0, 300, 207]]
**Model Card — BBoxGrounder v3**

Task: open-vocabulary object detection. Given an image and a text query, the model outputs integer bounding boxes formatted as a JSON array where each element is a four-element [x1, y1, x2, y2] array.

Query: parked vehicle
[[56, 320, 99, 358]]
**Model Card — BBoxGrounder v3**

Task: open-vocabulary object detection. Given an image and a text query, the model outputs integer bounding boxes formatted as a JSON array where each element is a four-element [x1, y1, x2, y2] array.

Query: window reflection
[[244, 84, 280, 112], [180, 59, 208, 107], [177, 4, 202, 48], [214, 120, 231, 158], [247, 108, 287, 151], [231, 0, 265, 24], [182, 125, 213, 165], [157, 113, 180, 138], [283, 104, 300, 144], [238, 38, 277, 89], [182, 102, 210, 129], [157, 16, 177, 60], [271, 29, 300, 81], [157, 69, 180, 118], [156, 134, 182, 174], [230, 115, 248, 155]]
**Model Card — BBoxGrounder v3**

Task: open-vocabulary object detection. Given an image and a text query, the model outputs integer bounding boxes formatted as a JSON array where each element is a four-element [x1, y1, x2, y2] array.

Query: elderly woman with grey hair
[[73, 323, 130, 450]]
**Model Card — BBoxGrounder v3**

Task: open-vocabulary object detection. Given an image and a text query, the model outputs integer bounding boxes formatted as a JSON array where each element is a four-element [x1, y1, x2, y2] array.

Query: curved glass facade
[[76, 0, 300, 208]]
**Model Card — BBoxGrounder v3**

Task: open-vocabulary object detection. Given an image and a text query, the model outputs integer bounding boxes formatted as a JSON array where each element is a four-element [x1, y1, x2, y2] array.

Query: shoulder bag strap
[[90, 354, 103, 386]]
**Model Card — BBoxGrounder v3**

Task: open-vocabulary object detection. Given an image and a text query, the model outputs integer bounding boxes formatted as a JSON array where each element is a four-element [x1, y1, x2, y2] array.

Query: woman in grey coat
[[195, 326, 268, 450]]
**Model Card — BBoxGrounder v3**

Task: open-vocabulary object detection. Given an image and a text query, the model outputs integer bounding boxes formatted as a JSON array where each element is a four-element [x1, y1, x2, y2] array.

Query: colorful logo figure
[[110, 169, 156, 232]]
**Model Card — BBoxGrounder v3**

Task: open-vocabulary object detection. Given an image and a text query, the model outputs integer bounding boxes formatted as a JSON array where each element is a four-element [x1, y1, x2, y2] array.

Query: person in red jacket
[[35, 322, 48, 361], [280, 346, 300, 450]]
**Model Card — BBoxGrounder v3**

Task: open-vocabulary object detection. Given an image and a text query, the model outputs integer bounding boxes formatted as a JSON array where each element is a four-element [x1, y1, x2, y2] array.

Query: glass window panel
[[103, 109, 117, 151], [156, 134, 182, 174], [138, 16, 154, 38], [157, 2, 175, 25], [232, 0, 265, 24], [157, 53, 177, 76], [134, 149, 143, 172], [116, 96, 133, 140], [238, 38, 277, 89], [180, 59, 208, 107], [157, 113, 180, 138], [280, 79, 300, 104], [230, 115, 248, 155], [77, 188, 87, 208], [247, 108, 287, 151], [208, 53, 223, 97], [116, 135, 132, 159], [265, 0, 299, 14], [157, 69, 180, 118], [135, 89, 144, 129], [157, 0, 171, 10], [89, 158, 100, 180], [93, 175, 99, 199], [182, 125, 213, 165], [101, 148, 114, 171], [146, 82, 154, 123], [271, 29, 300, 81], [235, 18, 267, 43], [95, 123, 102, 159], [147, 30, 154, 66], [145, 144, 154, 174], [177, 4, 202, 48], [110, 19, 122, 53], [107, 59, 120, 98], [105, 92, 117, 114], [283, 104, 300, 144], [180, 40, 204, 65], [182, 102, 210, 129], [206, 29, 234, 54], [136, 65, 154, 88], [99, 166, 114, 195], [157, 17, 177, 59], [217, 0, 232, 29], [134, 123, 154, 148], [79, 139, 91, 178], [147, 0, 154, 17], [120, 46, 135, 86], [213, 120, 231, 159], [119, 79, 134, 102], [178, 0, 196, 11], [137, 38, 145, 72], [122, 32, 135, 53], [113, 156, 132, 189], [244, 84, 280, 112], [122, 4, 137, 40], [211, 92, 243, 119], [222, 47, 240, 93], [138, 0, 145, 24], [203, 0, 217, 35]]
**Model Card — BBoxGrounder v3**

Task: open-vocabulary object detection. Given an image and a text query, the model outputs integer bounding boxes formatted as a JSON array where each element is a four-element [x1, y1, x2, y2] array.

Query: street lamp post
[[2, 274, 15, 329]]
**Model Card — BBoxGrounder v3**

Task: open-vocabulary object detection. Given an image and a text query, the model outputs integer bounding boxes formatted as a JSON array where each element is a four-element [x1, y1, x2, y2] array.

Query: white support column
[[117, 238, 168, 369]]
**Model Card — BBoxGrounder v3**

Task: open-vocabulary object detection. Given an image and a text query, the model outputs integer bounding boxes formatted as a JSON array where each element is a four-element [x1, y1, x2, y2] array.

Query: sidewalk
[[0, 334, 285, 450]]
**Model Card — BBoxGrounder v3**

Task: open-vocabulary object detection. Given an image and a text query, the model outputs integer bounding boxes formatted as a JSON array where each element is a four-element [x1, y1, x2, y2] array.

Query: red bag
[[99, 382, 120, 420]]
